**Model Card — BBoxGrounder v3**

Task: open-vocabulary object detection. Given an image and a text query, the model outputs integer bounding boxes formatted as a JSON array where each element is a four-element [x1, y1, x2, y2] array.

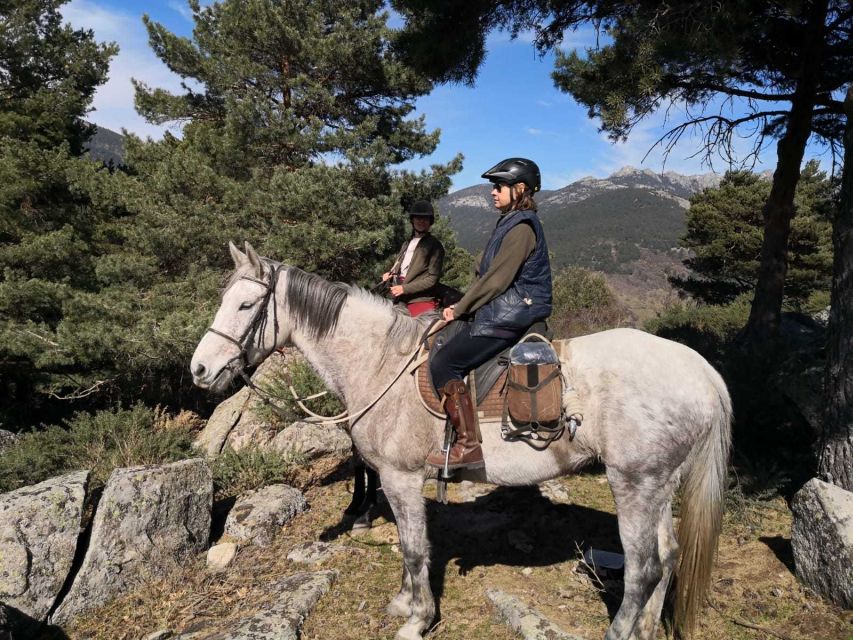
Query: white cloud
[[536, 100, 553, 108], [65, 0, 187, 139], [168, 1, 194, 22], [527, 127, 542, 135]]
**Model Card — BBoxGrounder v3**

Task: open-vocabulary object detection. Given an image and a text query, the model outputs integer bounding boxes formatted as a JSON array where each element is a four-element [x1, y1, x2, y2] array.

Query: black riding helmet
[[481, 157, 541, 193], [406, 200, 435, 221]]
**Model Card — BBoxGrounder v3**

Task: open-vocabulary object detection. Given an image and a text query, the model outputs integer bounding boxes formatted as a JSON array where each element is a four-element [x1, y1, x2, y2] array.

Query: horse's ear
[[244, 241, 263, 277], [229, 241, 246, 268]]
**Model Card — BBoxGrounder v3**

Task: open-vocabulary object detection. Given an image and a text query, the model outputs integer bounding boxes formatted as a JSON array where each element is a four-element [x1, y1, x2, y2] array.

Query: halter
[[204, 262, 285, 383]]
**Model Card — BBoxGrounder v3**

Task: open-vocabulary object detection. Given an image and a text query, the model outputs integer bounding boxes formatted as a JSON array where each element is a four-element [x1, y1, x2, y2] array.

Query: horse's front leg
[[380, 467, 434, 640]]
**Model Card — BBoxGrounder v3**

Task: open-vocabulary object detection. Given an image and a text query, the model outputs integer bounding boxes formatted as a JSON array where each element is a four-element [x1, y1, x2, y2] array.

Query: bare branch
[[48, 379, 108, 400]]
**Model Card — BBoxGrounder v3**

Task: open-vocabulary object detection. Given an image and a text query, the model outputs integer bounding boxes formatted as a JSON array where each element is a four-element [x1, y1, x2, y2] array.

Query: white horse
[[191, 243, 731, 640]]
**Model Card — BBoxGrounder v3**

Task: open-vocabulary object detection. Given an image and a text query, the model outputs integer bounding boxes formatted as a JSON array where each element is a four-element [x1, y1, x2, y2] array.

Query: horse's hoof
[[386, 595, 412, 618], [395, 621, 425, 640]]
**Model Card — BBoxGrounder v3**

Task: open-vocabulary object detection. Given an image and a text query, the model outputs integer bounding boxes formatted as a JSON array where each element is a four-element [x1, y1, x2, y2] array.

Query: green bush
[[550, 266, 628, 338], [644, 295, 752, 365], [0, 404, 196, 493], [211, 445, 305, 497], [254, 357, 345, 428]]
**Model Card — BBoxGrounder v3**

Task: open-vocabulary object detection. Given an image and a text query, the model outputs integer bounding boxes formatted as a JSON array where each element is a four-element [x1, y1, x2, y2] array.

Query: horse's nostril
[[193, 363, 207, 378]]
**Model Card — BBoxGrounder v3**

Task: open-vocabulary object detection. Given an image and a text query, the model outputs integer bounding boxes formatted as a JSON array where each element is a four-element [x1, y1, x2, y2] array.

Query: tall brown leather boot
[[426, 379, 484, 470]]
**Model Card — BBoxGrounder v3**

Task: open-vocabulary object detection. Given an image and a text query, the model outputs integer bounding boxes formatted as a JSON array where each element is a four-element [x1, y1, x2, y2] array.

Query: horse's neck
[[288, 295, 407, 402]]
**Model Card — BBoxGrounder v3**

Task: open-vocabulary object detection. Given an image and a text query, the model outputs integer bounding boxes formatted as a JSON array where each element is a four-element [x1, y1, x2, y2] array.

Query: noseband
[[205, 263, 285, 378]]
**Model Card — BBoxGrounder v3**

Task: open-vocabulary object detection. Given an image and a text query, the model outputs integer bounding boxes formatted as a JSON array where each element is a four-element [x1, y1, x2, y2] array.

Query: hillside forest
[[1, 1, 852, 634]]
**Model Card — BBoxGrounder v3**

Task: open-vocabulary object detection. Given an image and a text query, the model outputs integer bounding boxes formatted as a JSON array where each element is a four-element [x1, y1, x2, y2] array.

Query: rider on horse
[[427, 158, 553, 471]]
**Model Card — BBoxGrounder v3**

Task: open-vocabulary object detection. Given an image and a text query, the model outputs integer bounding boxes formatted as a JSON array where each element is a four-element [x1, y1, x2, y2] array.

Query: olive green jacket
[[389, 233, 445, 304]]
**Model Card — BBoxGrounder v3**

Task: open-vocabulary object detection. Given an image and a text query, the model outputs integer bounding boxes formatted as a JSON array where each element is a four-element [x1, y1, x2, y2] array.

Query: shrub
[[254, 357, 345, 428], [550, 266, 629, 338], [211, 445, 305, 497], [0, 404, 196, 493]]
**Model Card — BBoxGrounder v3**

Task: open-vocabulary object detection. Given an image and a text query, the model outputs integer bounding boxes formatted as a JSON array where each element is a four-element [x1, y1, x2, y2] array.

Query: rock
[[174, 571, 336, 640], [269, 422, 351, 461], [286, 541, 347, 565], [195, 387, 252, 457], [143, 630, 173, 640], [540, 479, 570, 503], [207, 543, 238, 571], [791, 478, 853, 608], [51, 460, 212, 624], [225, 484, 307, 547], [194, 350, 298, 456], [0, 470, 89, 621], [486, 589, 585, 640], [0, 430, 17, 452]]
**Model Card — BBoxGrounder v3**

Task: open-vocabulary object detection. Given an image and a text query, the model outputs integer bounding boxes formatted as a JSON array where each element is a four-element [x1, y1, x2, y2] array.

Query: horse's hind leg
[[381, 468, 434, 640], [605, 468, 669, 640], [629, 503, 678, 640]]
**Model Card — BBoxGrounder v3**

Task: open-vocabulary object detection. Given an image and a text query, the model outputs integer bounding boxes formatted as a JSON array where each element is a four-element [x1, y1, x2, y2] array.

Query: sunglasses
[[490, 182, 508, 191]]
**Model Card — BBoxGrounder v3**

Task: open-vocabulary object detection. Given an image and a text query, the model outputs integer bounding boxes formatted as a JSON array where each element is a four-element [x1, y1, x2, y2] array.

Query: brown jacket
[[389, 233, 445, 304]]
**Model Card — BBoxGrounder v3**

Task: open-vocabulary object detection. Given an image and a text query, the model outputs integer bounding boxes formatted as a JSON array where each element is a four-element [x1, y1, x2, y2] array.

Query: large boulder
[[194, 350, 298, 456], [269, 422, 351, 461], [225, 484, 307, 547], [0, 470, 89, 621], [51, 459, 213, 624], [791, 477, 853, 608]]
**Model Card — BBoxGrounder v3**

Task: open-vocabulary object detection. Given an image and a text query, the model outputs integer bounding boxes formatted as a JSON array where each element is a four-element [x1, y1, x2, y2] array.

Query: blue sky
[[64, 0, 832, 191]]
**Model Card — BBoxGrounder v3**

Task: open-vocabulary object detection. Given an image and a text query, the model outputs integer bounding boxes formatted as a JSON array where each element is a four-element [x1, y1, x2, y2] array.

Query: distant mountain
[[85, 125, 125, 166], [440, 167, 721, 273]]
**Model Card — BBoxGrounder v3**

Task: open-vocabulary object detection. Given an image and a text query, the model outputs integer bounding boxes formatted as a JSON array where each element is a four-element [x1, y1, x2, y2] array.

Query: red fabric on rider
[[407, 300, 438, 317]]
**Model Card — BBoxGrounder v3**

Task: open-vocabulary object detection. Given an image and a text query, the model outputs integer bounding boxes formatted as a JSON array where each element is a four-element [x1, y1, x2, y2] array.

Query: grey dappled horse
[[191, 243, 731, 640]]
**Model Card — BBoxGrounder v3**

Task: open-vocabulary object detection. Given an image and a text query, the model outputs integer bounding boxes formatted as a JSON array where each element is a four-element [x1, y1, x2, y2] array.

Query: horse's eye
[[239, 302, 254, 310]]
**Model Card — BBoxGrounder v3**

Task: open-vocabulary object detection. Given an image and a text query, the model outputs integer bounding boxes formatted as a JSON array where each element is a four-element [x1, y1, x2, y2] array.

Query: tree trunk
[[742, 0, 828, 344], [817, 86, 853, 492]]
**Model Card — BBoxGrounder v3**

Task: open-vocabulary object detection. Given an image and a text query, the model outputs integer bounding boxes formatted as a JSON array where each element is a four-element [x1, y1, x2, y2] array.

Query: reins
[[205, 263, 446, 429]]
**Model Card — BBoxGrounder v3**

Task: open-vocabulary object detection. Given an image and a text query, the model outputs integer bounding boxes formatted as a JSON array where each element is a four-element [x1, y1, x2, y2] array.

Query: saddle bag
[[503, 335, 563, 439]]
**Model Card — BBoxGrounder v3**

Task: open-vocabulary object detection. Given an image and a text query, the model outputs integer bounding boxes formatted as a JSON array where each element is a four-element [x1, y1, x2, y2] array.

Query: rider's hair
[[501, 184, 537, 214]]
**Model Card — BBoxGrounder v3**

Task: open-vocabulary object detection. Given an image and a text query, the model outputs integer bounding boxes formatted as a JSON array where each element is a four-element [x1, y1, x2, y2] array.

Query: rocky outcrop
[[269, 422, 351, 461], [791, 478, 853, 608], [0, 470, 88, 621], [51, 460, 213, 624], [173, 570, 336, 640], [195, 387, 253, 457], [225, 484, 307, 547], [194, 351, 304, 455], [486, 589, 586, 640]]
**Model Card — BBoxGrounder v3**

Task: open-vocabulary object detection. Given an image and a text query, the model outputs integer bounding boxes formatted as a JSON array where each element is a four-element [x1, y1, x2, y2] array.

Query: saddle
[[413, 321, 580, 444]]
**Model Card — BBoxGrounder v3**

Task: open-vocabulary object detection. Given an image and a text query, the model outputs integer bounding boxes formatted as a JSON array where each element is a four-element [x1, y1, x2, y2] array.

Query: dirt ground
[[65, 460, 852, 640]]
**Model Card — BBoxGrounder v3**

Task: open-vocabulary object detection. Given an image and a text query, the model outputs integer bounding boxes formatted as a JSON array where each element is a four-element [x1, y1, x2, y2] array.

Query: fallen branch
[[707, 598, 800, 640]]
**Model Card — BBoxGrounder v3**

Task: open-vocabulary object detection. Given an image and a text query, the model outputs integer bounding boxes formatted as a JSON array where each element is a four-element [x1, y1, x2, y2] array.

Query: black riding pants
[[430, 321, 516, 393]]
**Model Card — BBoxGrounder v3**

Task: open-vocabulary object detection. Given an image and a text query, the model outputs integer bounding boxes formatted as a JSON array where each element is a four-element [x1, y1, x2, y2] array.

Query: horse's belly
[[473, 421, 590, 486]]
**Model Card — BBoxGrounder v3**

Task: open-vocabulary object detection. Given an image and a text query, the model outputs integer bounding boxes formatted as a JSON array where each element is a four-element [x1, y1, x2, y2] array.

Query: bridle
[[204, 262, 285, 385]]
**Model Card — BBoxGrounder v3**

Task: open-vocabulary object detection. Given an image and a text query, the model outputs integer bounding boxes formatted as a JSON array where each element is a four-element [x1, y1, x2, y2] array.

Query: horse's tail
[[674, 366, 732, 636]]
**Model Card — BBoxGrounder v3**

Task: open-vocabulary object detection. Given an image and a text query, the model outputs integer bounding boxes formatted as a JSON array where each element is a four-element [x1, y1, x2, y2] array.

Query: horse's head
[[190, 241, 288, 393]]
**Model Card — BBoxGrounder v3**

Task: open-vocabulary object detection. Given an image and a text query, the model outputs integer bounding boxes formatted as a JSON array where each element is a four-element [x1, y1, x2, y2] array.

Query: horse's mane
[[283, 265, 349, 340], [261, 260, 437, 350]]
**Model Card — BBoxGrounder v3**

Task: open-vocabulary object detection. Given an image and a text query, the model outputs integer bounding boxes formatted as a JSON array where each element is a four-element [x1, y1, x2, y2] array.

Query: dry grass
[[63, 466, 852, 640]]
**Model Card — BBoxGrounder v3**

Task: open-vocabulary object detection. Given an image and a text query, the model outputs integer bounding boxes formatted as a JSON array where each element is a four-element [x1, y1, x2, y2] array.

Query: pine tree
[[673, 163, 834, 310], [25, 0, 464, 423], [0, 0, 116, 426]]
